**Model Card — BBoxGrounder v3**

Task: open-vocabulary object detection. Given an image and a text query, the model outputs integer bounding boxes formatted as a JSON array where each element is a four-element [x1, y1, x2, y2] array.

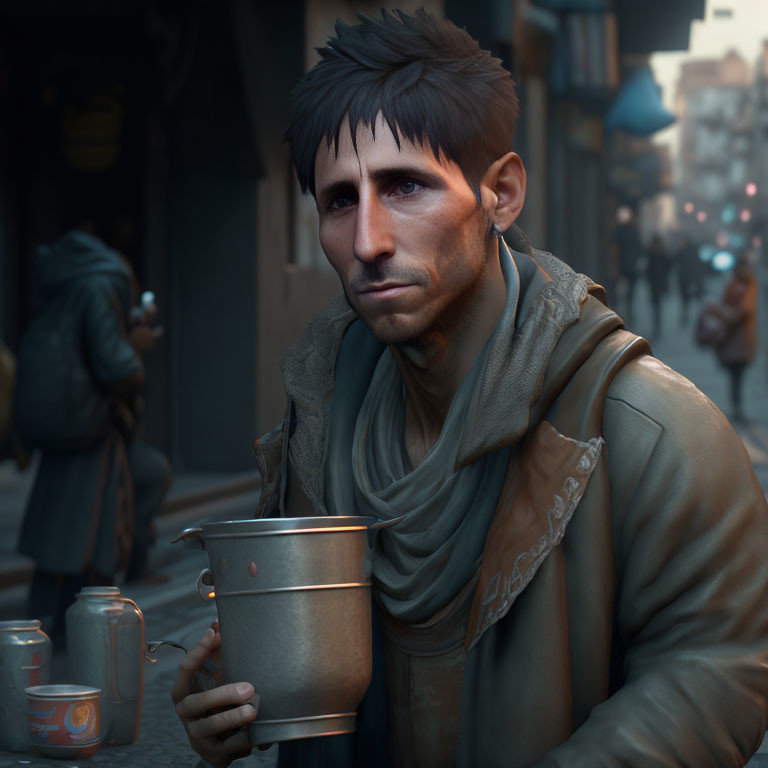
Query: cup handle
[[196, 568, 215, 602]]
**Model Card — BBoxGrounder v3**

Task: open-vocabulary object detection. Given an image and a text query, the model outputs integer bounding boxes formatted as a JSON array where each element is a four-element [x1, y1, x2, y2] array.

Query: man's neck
[[391, 242, 508, 469]]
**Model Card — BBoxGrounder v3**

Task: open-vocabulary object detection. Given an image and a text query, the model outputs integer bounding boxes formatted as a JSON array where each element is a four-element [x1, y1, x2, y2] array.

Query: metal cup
[[175, 516, 375, 743]]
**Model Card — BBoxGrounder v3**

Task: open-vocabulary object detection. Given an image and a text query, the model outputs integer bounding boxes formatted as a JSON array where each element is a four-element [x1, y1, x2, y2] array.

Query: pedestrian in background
[[711, 258, 758, 423], [646, 234, 670, 340], [675, 233, 704, 326], [612, 206, 643, 327], [12, 216, 170, 647]]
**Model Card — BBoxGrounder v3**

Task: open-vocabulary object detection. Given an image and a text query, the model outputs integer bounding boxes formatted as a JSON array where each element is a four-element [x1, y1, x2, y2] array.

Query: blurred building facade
[[0, 0, 703, 472], [467, 0, 701, 295], [672, 42, 768, 264], [676, 50, 752, 241]]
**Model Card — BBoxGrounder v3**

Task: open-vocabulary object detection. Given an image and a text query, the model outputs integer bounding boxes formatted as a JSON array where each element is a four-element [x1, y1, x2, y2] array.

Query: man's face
[[314, 113, 492, 346]]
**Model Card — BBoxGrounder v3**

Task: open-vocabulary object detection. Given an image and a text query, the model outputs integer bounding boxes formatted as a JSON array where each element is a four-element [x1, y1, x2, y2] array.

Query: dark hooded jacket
[[247, 233, 768, 767], [15, 230, 143, 576], [13, 230, 143, 451]]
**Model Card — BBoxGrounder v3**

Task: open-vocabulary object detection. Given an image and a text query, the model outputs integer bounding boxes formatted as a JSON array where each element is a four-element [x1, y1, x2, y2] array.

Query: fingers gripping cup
[[26, 685, 101, 759]]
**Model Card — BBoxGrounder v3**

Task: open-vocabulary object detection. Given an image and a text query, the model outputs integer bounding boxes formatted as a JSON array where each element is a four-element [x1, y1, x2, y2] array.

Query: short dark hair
[[285, 8, 519, 197]]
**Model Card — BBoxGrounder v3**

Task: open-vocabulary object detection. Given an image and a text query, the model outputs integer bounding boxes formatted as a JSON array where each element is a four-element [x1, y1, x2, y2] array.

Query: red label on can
[[28, 697, 100, 747]]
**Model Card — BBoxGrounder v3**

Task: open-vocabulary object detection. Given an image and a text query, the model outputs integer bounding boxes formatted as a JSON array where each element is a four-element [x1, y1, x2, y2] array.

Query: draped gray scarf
[[346, 247, 520, 624]]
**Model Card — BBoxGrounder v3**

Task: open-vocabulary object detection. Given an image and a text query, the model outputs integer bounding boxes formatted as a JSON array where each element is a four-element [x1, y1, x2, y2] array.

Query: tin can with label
[[0, 619, 51, 751], [65, 586, 145, 745], [26, 684, 101, 759]]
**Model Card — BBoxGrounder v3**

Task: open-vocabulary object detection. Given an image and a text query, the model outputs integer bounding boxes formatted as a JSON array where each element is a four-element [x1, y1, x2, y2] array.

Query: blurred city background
[[2, 0, 768, 466], [2, 1, 768, 763]]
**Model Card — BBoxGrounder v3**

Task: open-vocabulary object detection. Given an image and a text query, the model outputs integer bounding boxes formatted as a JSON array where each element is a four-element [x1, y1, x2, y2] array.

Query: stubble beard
[[344, 231, 493, 355], [343, 284, 424, 347]]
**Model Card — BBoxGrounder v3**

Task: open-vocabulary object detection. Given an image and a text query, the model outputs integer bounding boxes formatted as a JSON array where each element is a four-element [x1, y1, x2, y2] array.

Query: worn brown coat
[[256, 252, 768, 767]]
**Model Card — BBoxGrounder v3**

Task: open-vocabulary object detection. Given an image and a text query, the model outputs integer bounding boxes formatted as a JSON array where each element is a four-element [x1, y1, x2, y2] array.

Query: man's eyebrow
[[317, 165, 444, 201], [368, 165, 444, 185], [316, 179, 356, 205]]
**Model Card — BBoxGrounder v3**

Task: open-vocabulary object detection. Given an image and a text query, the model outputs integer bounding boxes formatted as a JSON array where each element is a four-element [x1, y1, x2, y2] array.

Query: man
[[13, 220, 169, 647], [611, 205, 643, 327], [173, 10, 768, 767], [675, 232, 704, 326], [646, 233, 670, 340]]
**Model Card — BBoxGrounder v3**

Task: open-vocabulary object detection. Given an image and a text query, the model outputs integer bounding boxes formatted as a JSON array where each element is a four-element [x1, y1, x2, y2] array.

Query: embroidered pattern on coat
[[468, 429, 603, 652]]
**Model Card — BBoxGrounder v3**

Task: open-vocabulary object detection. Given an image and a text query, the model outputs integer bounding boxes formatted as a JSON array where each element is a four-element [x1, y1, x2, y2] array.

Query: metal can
[[65, 586, 145, 746], [0, 619, 51, 751], [26, 684, 101, 759]]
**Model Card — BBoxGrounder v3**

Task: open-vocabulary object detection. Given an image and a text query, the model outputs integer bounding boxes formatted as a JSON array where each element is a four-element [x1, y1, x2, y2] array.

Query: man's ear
[[479, 152, 526, 232]]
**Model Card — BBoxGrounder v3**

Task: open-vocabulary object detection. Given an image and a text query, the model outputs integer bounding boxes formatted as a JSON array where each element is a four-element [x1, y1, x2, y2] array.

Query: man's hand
[[128, 323, 163, 353], [171, 625, 259, 768]]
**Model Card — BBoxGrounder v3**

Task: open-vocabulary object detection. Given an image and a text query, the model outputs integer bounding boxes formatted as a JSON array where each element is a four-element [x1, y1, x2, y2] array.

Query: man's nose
[[353, 193, 394, 263]]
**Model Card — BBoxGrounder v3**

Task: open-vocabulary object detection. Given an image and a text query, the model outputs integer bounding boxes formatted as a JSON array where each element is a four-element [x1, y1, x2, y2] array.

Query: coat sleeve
[[534, 357, 768, 767], [81, 277, 144, 396], [253, 421, 284, 517]]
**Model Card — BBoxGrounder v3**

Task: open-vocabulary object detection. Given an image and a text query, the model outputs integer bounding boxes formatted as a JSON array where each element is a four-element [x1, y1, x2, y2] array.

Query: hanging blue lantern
[[604, 66, 676, 135]]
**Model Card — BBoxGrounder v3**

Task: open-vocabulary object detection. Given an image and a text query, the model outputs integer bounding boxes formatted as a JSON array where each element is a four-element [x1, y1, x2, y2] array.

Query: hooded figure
[[13, 229, 144, 642]]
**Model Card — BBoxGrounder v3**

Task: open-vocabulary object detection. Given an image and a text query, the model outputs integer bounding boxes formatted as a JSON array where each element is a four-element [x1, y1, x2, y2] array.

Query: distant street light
[[716, 232, 729, 248], [684, 202, 695, 214], [740, 209, 752, 222], [712, 250, 736, 271], [746, 182, 758, 196], [697, 211, 708, 223]]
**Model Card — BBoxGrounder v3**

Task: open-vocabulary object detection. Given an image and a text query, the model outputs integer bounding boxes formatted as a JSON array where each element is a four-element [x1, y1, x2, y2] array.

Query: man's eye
[[329, 196, 354, 211], [394, 180, 422, 196]]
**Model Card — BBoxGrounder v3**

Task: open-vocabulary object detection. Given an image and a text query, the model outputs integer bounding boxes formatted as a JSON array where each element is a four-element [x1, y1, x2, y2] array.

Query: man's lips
[[357, 283, 415, 300]]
